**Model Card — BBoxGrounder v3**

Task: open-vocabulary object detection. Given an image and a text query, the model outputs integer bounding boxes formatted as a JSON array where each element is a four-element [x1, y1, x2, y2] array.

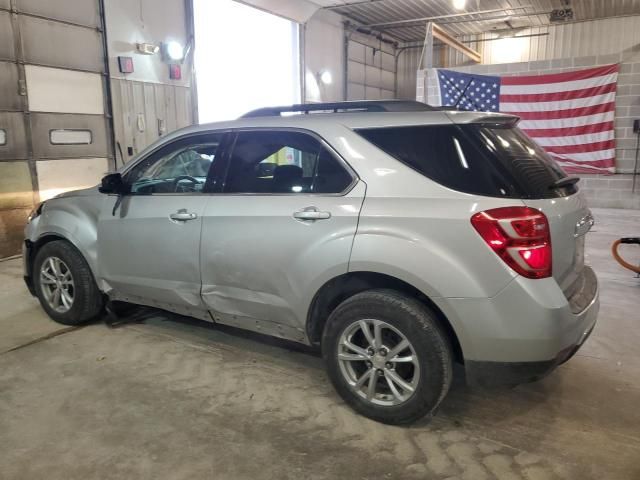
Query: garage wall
[[303, 9, 344, 102], [0, 0, 112, 257], [104, 0, 195, 167]]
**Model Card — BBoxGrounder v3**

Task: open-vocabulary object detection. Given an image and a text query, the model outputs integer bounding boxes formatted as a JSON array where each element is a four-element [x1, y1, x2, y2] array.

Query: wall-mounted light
[[136, 43, 159, 55], [162, 41, 185, 62], [452, 0, 466, 10], [318, 69, 333, 85]]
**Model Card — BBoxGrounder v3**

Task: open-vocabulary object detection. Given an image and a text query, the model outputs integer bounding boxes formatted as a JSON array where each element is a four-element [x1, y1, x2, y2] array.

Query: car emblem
[[575, 212, 594, 237]]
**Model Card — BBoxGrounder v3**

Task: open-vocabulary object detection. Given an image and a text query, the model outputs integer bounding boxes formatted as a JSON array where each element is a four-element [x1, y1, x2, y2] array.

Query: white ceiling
[[308, 0, 640, 42]]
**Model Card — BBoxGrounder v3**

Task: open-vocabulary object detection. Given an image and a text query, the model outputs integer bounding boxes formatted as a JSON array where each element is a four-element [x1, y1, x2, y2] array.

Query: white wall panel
[[365, 86, 381, 100], [347, 61, 365, 84], [347, 82, 365, 100], [25, 65, 104, 115], [304, 10, 344, 102], [36, 157, 108, 200]]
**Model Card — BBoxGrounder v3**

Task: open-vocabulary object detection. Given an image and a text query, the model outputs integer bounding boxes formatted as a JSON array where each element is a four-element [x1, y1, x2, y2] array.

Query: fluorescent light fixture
[[453, 0, 466, 10], [319, 70, 333, 85]]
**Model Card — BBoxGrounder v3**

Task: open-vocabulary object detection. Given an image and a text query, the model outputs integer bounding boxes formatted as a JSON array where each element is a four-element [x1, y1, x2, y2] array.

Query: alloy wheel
[[337, 319, 420, 406], [39, 256, 75, 313]]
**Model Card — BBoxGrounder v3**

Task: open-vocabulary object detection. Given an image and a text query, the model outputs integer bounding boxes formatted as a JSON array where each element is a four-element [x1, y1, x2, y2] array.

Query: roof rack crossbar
[[241, 100, 443, 118]]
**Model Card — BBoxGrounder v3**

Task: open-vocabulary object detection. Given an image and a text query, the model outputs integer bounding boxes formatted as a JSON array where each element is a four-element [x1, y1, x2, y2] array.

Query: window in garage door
[[193, 0, 300, 122]]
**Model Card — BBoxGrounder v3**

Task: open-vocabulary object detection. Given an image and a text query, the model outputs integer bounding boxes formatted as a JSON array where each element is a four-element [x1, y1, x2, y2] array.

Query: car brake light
[[471, 206, 552, 279]]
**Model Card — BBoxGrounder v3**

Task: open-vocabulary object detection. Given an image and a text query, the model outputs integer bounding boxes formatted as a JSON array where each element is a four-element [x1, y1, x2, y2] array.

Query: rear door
[[199, 129, 364, 340]]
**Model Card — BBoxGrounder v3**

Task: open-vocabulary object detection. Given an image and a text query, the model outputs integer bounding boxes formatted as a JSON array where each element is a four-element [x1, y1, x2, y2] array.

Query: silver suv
[[23, 101, 599, 424]]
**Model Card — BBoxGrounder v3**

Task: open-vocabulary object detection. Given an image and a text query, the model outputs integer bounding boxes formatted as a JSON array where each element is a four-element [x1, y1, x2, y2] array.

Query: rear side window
[[356, 125, 573, 199], [224, 131, 353, 194]]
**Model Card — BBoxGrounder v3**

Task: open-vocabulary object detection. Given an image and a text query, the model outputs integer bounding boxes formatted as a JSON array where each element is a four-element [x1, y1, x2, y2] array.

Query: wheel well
[[306, 271, 464, 363], [26, 234, 67, 275]]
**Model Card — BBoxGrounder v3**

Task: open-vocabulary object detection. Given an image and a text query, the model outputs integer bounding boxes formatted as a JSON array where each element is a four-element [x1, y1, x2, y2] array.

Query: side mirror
[[99, 173, 127, 194]]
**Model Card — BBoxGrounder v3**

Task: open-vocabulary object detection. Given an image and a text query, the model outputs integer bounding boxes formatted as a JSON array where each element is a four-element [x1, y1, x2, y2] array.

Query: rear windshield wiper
[[549, 176, 579, 190]]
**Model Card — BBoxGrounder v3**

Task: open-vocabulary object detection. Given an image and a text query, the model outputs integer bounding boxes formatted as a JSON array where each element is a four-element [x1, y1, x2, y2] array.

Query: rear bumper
[[434, 266, 599, 386], [464, 321, 596, 387]]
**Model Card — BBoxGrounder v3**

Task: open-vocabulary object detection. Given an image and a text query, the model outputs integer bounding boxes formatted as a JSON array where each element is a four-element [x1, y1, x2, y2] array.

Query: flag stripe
[[499, 83, 617, 103], [549, 148, 616, 162], [553, 164, 615, 174], [519, 111, 615, 130], [500, 92, 616, 113], [543, 140, 615, 154], [500, 73, 617, 95], [533, 131, 614, 147], [500, 64, 618, 86], [524, 121, 615, 138], [506, 101, 615, 121], [552, 157, 617, 169]]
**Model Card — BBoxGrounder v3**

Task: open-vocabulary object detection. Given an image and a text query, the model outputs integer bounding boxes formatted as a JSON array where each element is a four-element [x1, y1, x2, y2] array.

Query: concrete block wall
[[417, 52, 640, 209]]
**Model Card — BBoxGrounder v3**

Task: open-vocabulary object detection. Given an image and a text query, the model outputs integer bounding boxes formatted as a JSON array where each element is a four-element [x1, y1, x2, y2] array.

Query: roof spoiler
[[446, 112, 520, 127], [241, 100, 450, 118]]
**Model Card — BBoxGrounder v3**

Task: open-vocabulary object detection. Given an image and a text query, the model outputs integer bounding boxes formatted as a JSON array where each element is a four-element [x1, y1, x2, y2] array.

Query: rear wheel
[[322, 289, 452, 425], [33, 240, 103, 325]]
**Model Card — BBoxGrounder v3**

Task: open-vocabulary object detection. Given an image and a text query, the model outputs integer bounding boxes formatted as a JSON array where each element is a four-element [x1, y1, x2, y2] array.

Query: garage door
[[0, 0, 112, 257], [347, 31, 396, 101]]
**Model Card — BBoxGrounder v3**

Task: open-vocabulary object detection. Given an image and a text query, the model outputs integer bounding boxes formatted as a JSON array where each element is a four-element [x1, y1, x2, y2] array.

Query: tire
[[33, 240, 104, 325], [322, 289, 453, 425]]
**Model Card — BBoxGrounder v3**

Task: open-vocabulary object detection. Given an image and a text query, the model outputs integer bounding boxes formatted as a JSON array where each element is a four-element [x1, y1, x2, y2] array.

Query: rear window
[[356, 124, 575, 199]]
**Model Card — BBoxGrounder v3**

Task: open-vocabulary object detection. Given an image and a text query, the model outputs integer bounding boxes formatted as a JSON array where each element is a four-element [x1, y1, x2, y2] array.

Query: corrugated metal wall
[[481, 16, 640, 64], [399, 15, 640, 98]]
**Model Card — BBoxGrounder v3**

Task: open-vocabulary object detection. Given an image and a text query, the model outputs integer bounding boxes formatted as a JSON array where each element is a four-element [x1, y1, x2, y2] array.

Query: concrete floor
[[0, 208, 639, 480]]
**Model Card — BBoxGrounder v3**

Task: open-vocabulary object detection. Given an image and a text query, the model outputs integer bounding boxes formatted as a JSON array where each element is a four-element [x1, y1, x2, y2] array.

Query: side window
[[126, 133, 223, 194], [224, 131, 353, 194]]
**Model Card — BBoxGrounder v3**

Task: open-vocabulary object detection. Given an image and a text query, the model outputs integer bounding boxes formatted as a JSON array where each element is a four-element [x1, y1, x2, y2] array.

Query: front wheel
[[33, 240, 104, 325], [322, 289, 453, 425]]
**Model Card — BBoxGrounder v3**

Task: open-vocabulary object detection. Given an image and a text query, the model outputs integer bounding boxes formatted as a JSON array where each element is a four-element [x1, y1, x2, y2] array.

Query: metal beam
[[364, 5, 532, 28], [432, 23, 481, 63], [323, 0, 384, 10]]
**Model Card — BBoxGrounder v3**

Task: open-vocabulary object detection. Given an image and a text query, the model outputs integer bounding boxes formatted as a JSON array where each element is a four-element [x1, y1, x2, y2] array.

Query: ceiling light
[[163, 41, 184, 61], [319, 70, 333, 85], [453, 0, 466, 10]]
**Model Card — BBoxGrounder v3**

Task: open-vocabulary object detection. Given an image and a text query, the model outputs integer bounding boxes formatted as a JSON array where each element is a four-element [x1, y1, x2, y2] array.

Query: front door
[[200, 129, 364, 339], [98, 132, 227, 315]]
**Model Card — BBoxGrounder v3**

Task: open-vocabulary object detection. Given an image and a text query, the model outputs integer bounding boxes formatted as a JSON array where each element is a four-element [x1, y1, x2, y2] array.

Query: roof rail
[[241, 100, 444, 118]]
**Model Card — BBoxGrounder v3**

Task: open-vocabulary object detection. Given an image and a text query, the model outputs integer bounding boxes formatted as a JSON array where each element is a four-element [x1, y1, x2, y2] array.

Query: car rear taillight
[[471, 206, 552, 279]]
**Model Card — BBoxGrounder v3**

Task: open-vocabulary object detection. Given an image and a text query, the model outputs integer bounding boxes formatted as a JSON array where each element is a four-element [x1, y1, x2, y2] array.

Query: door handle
[[170, 211, 198, 221], [293, 207, 331, 221]]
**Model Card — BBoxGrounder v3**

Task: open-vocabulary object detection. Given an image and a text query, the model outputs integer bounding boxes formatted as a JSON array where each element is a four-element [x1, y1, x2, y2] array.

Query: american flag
[[437, 64, 619, 174]]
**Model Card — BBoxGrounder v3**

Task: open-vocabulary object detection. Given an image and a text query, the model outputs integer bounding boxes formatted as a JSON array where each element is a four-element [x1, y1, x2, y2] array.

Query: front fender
[[30, 193, 105, 282]]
